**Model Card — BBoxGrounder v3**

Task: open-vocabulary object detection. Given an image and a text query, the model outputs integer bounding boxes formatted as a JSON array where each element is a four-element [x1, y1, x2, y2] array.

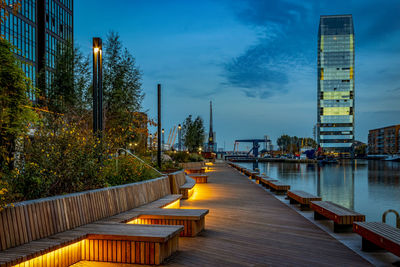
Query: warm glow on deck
[[162, 199, 181, 209], [126, 218, 141, 224], [13, 240, 85, 267]]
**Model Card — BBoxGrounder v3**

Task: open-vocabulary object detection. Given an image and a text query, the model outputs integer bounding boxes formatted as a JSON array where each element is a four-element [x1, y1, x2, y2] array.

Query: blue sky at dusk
[[75, 0, 400, 150]]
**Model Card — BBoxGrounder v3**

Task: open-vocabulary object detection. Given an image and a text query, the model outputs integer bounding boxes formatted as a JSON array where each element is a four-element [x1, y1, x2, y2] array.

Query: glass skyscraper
[[1, 0, 73, 99], [317, 15, 355, 155]]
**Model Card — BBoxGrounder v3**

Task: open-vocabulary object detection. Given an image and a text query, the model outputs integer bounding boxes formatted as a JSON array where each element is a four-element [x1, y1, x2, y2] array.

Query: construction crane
[[168, 126, 176, 148], [171, 127, 178, 149]]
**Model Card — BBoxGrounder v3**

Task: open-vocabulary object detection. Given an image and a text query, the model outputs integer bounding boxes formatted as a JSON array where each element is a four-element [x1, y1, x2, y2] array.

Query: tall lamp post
[[162, 129, 165, 151], [92, 37, 103, 136], [157, 84, 162, 168], [178, 124, 182, 151]]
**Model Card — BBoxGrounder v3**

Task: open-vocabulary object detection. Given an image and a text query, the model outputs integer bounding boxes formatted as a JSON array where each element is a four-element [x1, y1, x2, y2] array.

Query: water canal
[[238, 160, 400, 226]]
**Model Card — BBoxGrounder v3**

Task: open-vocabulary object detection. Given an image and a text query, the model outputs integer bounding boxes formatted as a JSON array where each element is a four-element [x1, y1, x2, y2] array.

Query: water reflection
[[239, 160, 400, 223]]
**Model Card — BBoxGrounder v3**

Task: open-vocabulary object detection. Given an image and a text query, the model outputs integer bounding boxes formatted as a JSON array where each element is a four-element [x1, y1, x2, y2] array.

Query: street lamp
[[178, 124, 182, 151], [162, 128, 165, 151], [92, 37, 103, 136]]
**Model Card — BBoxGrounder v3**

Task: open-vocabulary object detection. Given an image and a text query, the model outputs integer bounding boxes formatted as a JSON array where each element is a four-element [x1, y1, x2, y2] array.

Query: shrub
[[101, 155, 159, 186]]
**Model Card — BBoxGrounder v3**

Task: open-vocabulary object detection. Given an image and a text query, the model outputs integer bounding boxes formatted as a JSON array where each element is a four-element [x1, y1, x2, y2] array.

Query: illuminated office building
[[1, 0, 73, 99], [317, 15, 355, 154]]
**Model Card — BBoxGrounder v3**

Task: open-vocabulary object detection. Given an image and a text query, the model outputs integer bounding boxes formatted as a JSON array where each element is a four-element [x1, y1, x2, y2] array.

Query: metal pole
[[98, 40, 103, 135], [93, 39, 98, 134], [93, 37, 103, 136], [178, 124, 181, 151], [162, 129, 165, 151], [157, 84, 162, 168]]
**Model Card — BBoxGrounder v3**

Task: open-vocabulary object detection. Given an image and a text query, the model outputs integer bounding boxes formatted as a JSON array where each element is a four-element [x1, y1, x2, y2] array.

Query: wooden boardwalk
[[74, 162, 371, 266]]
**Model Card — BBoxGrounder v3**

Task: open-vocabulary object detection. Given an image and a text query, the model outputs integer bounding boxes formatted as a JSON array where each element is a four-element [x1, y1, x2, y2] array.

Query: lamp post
[[157, 84, 161, 168], [162, 129, 165, 151], [92, 37, 103, 136], [178, 124, 182, 151]]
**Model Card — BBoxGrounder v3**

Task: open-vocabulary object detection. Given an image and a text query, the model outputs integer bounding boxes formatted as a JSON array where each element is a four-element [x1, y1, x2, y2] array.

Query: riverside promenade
[[75, 162, 371, 266]]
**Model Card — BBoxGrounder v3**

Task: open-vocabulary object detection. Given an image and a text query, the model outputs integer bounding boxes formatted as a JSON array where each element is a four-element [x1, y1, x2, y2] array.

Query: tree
[[277, 134, 291, 152], [103, 31, 144, 147], [182, 115, 205, 152], [0, 38, 36, 168], [73, 47, 92, 112]]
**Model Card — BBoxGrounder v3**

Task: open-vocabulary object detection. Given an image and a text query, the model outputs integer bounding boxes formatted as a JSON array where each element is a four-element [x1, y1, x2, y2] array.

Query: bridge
[[233, 138, 271, 158]]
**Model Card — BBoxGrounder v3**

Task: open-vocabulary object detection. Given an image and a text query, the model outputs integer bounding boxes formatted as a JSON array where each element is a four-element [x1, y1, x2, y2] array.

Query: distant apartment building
[[317, 15, 355, 155], [368, 125, 400, 155], [1, 0, 73, 99]]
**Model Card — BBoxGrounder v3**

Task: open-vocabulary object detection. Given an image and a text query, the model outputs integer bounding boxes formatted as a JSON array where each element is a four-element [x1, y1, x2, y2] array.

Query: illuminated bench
[[182, 162, 207, 174], [127, 209, 209, 237], [167, 171, 196, 199], [185, 168, 206, 174], [180, 177, 196, 199], [188, 173, 208, 183], [0, 223, 183, 266], [0, 177, 185, 266]]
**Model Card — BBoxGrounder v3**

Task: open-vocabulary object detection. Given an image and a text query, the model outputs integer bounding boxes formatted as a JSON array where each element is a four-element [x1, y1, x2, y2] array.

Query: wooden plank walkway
[[73, 162, 371, 266]]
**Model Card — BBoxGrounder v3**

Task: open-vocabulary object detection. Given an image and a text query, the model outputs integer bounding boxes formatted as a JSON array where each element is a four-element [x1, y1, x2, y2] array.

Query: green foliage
[[101, 155, 159, 186], [188, 153, 204, 162], [0, 38, 37, 168], [168, 151, 190, 163], [0, 31, 153, 207], [182, 115, 205, 153], [277, 135, 317, 153], [10, 118, 106, 200], [3, 117, 159, 203], [104, 31, 144, 147], [165, 151, 204, 163]]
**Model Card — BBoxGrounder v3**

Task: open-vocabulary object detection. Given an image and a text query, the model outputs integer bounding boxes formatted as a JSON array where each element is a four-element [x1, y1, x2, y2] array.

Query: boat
[[318, 158, 339, 165], [384, 155, 400, 162]]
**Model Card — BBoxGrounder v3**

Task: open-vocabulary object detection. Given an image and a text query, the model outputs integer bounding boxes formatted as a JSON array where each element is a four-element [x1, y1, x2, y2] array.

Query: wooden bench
[[127, 209, 209, 237], [180, 176, 196, 199], [188, 174, 208, 183], [182, 162, 207, 173], [268, 181, 291, 194], [287, 190, 322, 210], [259, 177, 278, 188], [353, 222, 400, 256], [0, 223, 183, 266], [310, 201, 365, 232], [249, 171, 259, 179], [185, 168, 206, 174], [0, 175, 202, 266]]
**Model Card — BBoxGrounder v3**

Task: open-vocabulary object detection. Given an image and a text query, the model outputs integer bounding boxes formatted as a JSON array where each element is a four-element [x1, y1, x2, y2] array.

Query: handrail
[[382, 209, 400, 228], [115, 148, 164, 176]]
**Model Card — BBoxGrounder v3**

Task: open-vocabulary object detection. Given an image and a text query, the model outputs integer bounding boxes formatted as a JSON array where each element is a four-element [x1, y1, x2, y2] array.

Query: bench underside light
[[162, 199, 181, 209], [127, 217, 205, 237]]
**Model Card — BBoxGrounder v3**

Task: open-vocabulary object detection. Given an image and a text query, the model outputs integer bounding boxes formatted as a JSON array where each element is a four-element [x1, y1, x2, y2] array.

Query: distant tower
[[208, 101, 215, 152], [317, 15, 355, 156]]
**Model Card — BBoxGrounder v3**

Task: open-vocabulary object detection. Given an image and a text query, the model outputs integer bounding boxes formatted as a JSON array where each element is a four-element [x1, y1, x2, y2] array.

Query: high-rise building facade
[[1, 0, 73, 99], [317, 15, 355, 155]]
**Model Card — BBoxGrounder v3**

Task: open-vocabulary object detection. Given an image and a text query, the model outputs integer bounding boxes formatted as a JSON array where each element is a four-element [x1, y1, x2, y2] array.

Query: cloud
[[223, 0, 400, 99], [222, 0, 314, 98]]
